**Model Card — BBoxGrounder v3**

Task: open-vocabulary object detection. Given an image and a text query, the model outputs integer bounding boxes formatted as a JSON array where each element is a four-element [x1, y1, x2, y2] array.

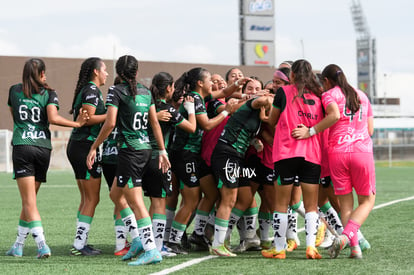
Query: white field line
[[152, 195, 414, 275], [149, 255, 218, 275]]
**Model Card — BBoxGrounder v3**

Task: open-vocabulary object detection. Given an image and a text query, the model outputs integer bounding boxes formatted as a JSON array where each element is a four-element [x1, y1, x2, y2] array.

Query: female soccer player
[[210, 92, 273, 256], [165, 67, 245, 254], [86, 55, 170, 266], [263, 59, 324, 260], [292, 64, 376, 259], [6, 58, 88, 258], [67, 57, 108, 256], [143, 71, 196, 256]]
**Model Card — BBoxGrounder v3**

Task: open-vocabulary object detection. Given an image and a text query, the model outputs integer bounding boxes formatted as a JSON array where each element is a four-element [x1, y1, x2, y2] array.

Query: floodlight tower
[[350, 0, 376, 100]]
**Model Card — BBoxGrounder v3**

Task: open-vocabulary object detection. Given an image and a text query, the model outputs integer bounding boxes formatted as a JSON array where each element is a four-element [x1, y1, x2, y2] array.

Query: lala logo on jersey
[[22, 124, 46, 140], [338, 128, 365, 144]]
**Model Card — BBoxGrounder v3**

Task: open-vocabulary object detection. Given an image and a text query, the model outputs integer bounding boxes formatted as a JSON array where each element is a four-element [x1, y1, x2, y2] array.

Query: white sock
[[287, 208, 299, 241], [122, 214, 140, 240], [212, 218, 229, 247], [193, 210, 209, 236], [164, 208, 176, 242], [16, 225, 30, 245], [31, 226, 46, 249], [152, 214, 166, 251], [138, 217, 157, 251], [273, 212, 288, 251], [73, 221, 90, 250]]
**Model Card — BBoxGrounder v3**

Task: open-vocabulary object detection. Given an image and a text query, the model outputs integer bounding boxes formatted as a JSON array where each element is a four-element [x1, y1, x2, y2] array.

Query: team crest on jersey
[[190, 174, 197, 183]]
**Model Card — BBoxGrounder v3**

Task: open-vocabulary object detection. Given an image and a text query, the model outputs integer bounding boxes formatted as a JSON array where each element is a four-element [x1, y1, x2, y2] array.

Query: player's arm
[[86, 106, 117, 169]]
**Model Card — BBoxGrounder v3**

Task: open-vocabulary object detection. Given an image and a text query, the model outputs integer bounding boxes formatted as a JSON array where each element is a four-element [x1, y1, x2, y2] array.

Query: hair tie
[[336, 70, 342, 76]]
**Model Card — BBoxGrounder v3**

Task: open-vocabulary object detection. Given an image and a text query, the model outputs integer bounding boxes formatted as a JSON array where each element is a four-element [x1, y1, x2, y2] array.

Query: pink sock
[[342, 219, 360, 247]]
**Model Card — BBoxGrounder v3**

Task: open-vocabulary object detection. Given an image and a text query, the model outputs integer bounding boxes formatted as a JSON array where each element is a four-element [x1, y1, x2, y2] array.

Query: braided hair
[[322, 64, 360, 113], [115, 55, 138, 97], [22, 58, 53, 98], [70, 57, 103, 114]]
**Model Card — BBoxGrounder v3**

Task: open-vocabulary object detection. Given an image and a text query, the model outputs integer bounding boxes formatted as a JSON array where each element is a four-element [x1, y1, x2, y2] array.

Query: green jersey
[[170, 91, 209, 154], [148, 99, 184, 158], [7, 83, 59, 149], [218, 99, 261, 155], [70, 82, 106, 142], [101, 127, 119, 164], [106, 83, 154, 151]]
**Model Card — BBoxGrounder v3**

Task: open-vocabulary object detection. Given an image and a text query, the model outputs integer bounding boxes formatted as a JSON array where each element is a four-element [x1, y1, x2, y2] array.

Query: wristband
[[159, 149, 168, 156], [309, 127, 316, 137], [183, 101, 195, 114], [221, 110, 229, 118]]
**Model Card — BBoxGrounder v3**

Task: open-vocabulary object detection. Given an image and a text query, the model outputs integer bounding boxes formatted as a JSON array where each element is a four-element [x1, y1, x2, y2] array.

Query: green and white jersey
[[70, 82, 106, 142], [106, 83, 154, 151], [218, 98, 261, 155], [102, 127, 119, 164], [170, 91, 209, 154], [7, 83, 59, 149]]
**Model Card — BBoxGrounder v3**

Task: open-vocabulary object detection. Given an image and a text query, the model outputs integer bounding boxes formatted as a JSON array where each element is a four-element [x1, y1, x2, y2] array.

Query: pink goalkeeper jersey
[[272, 85, 323, 164], [322, 86, 373, 153]]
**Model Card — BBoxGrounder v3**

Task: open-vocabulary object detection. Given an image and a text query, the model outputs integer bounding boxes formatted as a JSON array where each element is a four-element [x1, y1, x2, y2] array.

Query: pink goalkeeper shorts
[[329, 152, 376, 196]]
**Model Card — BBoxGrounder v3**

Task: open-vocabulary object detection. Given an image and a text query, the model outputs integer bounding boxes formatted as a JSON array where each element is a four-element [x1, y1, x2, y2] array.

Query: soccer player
[[67, 57, 108, 256], [143, 72, 197, 256], [6, 58, 89, 258], [165, 67, 245, 254], [263, 59, 324, 260], [86, 55, 170, 266], [292, 64, 376, 259], [210, 94, 273, 256]]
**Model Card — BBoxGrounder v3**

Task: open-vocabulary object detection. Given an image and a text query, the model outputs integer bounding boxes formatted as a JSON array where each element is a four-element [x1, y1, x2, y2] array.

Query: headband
[[273, 70, 289, 83]]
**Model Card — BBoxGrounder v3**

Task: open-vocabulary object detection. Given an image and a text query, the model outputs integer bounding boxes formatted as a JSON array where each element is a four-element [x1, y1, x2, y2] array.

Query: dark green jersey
[[148, 99, 184, 158], [170, 91, 209, 153], [101, 127, 119, 164], [7, 83, 59, 149], [70, 82, 106, 142], [106, 83, 154, 151], [218, 98, 261, 155]]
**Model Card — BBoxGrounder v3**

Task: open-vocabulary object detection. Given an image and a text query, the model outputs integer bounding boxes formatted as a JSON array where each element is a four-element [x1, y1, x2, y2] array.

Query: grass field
[[1, 163, 414, 275]]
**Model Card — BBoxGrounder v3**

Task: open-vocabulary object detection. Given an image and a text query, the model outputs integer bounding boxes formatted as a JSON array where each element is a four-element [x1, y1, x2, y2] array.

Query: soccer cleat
[[122, 237, 144, 261], [114, 246, 130, 256], [328, 235, 349, 259], [188, 232, 209, 251], [232, 236, 261, 253], [359, 238, 371, 252], [260, 240, 273, 250], [84, 244, 102, 254], [160, 245, 177, 257], [315, 222, 326, 247], [210, 244, 237, 257], [349, 245, 363, 259], [6, 243, 23, 257], [286, 239, 298, 252], [128, 249, 162, 266], [71, 245, 101, 256], [319, 228, 334, 248], [306, 246, 322, 259], [261, 247, 286, 259], [164, 242, 188, 255], [114, 240, 130, 256], [37, 244, 51, 259]]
